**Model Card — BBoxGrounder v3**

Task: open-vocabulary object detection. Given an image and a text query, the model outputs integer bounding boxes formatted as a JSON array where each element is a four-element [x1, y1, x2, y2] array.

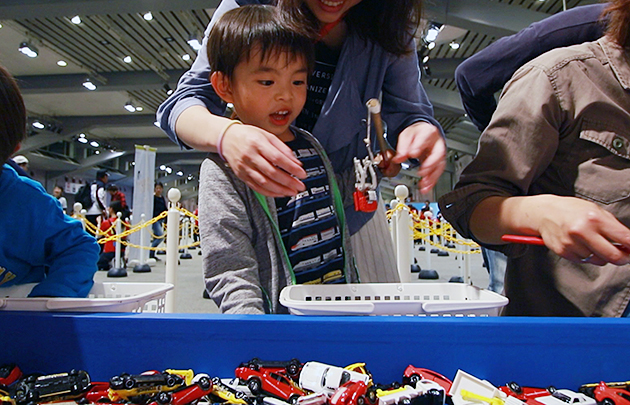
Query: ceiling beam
[[423, 85, 464, 115], [424, 0, 550, 38], [0, 1, 221, 20], [17, 69, 186, 94]]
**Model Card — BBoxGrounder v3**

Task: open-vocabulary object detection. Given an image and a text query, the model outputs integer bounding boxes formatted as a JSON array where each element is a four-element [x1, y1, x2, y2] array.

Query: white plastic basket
[[280, 283, 508, 316], [0, 282, 173, 313]]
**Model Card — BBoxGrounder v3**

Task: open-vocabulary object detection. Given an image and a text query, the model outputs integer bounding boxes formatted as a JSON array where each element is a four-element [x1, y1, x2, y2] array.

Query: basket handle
[[45, 298, 121, 310], [421, 297, 508, 314], [283, 301, 375, 314]]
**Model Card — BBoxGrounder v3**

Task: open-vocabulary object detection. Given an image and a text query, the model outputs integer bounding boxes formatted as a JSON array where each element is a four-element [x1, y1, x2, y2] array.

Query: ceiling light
[[57, 60, 68, 67], [95, 150, 100, 155], [163, 83, 173, 95], [187, 34, 203, 51], [424, 23, 442, 43], [143, 12, 153, 21], [154, 121, 161, 128], [422, 55, 430, 64], [135, 106, 144, 112], [79, 133, 86, 138], [450, 41, 460, 50], [90, 141, 99, 147], [159, 165, 166, 171], [0, 24, 3, 29], [82, 79, 97, 91], [427, 42, 436, 50], [177, 171, 184, 177], [18, 42, 38, 58], [124, 101, 136, 113], [182, 54, 191, 61], [32, 121, 45, 130], [123, 56, 132, 63], [71, 15, 82, 25], [78, 137, 88, 144], [165, 167, 172, 174]]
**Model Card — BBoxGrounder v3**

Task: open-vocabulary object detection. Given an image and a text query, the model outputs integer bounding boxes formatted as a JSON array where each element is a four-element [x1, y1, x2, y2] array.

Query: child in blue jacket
[[0, 63, 99, 297]]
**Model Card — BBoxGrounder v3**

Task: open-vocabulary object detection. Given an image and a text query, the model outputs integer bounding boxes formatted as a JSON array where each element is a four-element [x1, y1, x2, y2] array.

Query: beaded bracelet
[[216, 120, 242, 161]]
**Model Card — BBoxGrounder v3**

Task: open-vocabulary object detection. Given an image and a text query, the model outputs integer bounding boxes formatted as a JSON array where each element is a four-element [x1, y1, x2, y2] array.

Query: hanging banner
[[128, 145, 156, 265]]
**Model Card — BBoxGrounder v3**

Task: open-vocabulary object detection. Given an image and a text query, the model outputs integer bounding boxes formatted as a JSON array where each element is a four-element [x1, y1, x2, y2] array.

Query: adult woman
[[439, 0, 630, 316], [157, 0, 446, 281]]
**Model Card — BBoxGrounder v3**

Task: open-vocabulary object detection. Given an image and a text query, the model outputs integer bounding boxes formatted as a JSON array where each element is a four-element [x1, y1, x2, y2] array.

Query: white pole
[[74, 203, 86, 231], [114, 212, 123, 269], [139, 214, 146, 264], [424, 219, 432, 271], [165, 188, 181, 313], [389, 198, 399, 250], [394, 185, 411, 283], [464, 242, 472, 285]]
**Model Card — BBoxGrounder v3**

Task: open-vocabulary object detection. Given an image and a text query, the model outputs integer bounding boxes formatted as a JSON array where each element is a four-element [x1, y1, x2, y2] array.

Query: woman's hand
[[221, 123, 307, 197], [392, 122, 446, 193], [535, 196, 630, 266]]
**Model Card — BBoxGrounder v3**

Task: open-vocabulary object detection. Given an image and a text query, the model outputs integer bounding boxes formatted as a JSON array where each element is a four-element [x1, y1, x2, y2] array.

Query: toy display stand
[[279, 283, 508, 316], [0, 281, 172, 312]]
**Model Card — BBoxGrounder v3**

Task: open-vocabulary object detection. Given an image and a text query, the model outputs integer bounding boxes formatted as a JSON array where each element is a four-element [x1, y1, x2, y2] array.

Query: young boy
[[199, 5, 358, 314], [0, 64, 99, 297]]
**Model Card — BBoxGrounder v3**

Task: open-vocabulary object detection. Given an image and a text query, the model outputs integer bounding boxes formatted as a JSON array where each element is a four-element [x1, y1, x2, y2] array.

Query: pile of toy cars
[[0, 360, 627, 405]]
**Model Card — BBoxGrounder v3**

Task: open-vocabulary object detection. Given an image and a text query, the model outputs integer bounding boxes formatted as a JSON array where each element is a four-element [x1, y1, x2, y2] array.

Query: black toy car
[[13, 369, 90, 404]]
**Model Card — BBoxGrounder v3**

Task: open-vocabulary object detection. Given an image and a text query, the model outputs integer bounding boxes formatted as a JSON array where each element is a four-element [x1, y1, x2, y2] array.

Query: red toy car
[[241, 358, 303, 380], [590, 381, 630, 405], [78, 381, 111, 403], [402, 366, 452, 392], [330, 381, 377, 405], [499, 382, 555, 404], [148, 374, 213, 405], [235, 366, 306, 404], [0, 364, 22, 386]]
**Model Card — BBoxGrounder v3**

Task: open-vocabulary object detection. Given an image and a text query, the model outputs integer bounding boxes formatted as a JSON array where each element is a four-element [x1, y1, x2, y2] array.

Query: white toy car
[[299, 362, 370, 395], [534, 390, 597, 405]]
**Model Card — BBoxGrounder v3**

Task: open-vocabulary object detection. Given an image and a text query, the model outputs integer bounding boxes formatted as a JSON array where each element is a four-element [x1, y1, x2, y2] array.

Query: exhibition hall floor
[[93, 244, 491, 313]]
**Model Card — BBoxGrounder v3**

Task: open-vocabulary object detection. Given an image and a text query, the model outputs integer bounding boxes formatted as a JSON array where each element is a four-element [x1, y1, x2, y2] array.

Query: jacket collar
[[599, 36, 630, 90]]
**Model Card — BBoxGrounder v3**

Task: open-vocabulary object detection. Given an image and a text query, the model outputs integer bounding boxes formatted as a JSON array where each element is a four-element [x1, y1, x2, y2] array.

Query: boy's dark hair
[[604, 0, 630, 48], [207, 5, 315, 80], [0, 64, 26, 165], [277, 0, 423, 56], [107, 184, 119, 192], [109, 200, 124, 215]]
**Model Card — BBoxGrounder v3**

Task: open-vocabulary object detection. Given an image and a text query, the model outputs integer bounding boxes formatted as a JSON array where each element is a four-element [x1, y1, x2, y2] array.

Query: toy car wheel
[[165, 375, 179, 387], [427, 389, 441, 397], [547, 386, 557, 394], [507, 382, 522, 395], [409, 375, 420, 386], [366, 387, 377, 403], [198, 376, 212, 391], [156, 391, 172, 405], [602, 398, 615, 405], [236, 391, 248, 400], [289, 395, 301, 405], [287, 360, 301, 377], [248, 378, 262, 395], [124, 377, 136, 389], [248, 358, 261, 370], [357, 397, 366, 405]]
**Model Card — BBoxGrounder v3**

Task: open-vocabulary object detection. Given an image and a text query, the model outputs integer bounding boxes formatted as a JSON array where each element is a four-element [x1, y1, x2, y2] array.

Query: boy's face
[[227, 49, 308, 140]]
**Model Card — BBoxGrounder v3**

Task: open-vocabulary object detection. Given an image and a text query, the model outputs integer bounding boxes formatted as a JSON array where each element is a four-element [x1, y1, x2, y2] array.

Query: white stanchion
[[393, 185, 412, 283], [74, 203, 86, 231], [165, 188, 181, 313], [114, 212, 123, 269]]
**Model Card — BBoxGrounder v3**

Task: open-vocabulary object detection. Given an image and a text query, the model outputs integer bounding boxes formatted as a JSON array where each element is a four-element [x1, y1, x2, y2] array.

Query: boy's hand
[[392, 122, 446, 194], [220, 124, 307, 197]]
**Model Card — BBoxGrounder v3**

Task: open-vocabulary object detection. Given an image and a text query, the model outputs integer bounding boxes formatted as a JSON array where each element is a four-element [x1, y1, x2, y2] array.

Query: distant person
[[149, 182, 167, 260], [6, 155, 28, 177], [0, 63, 98, 297], [85, 169, 109, 228], [52, 185, 68, 214], [12, 155, 28, 173], [198, 6, 357, 314], [97, 200, 128, 271], [107, 184, 130, 220]]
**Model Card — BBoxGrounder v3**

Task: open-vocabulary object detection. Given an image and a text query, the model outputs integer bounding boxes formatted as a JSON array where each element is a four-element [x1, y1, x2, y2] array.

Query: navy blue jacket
[[455, 4, 606, 131]]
